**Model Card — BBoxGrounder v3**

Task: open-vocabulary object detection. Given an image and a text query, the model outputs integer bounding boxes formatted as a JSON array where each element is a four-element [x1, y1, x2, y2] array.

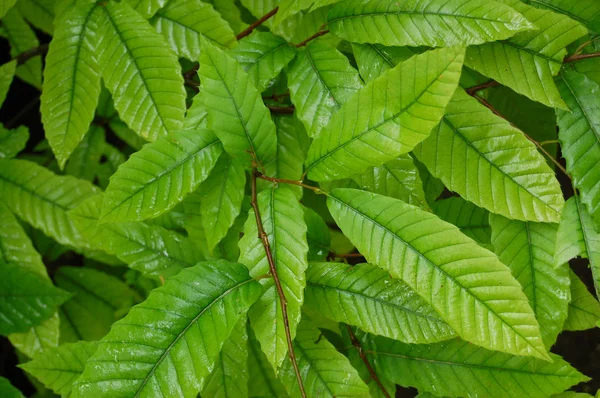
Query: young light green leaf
[[247, 323, 289, 398], [305, 262, 456, 343], [1, 8, 41, 89], [465, 0, 587, 108], [431, 197, 491, 246], [0, 159, 98, 249], [304, 206, 330, 261], [230, 31, 297, 92], [40, 1, 101, 168], [9, 313, 59, 359], [0, 60, 16, 107], [100, 129, 222, 223], [351, 43, 417, 83], [306, 47, 464, 181], [0, 202, 44, 276], [287, 41, 362, 137], [97, 1, 186, 142], [199, 37, 277, 166], [20, 341, 98, 397], [0, 125, 28, 159], [564, 269, 600, 331], [327, 0, 533, 47], [0, 262, 70, 336], [16, 0, 54, 34], [523, 0, 600, 32], [273, 0, 313, 26], [72, 261, 261, 398], [0, 376, 24, 398], [151, 0, 236, 61], [123, 0, 166, 19], [238, 187, 308, 370], [414, 89, 564, 223], [328, 188, 550, 360], [279, 318, 369, 397], [65, 126, 105, 181], [374, 336, 589, 398], [556, 70, 600, 226]]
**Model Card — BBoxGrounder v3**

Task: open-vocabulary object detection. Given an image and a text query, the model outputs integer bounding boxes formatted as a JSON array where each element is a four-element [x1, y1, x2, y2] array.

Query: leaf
[[431, 197, 491, 247], [123, 0, 167, 19], [1, 8, 41, 89], [304, 206, 330, 261], [351, 43, 417, 83], [108, 119, 147, 151], [100, 129, 222, 223], [0, 262, 70, 336], [40, 1, 102, 168], [273, 0, 314, 26], [183, 92, 208, 130], [373, 336, 589, 398], [200, 37, 277, 166], [305, 262, 456, 343], [524, 0, 600, 32], [55, 266, 137, 341], [201, 320, 248, 398], [556, 70, 600, 226], [8, 312, 59, 359], [305, 47, 464, 181], [350, 155, 429, 210], [247, 323, 289, 398], [69, 194, 204, 279], [0, 0, 17, 19], [151, 0, 236, 61], [414, 157, 445, 206], [230, 31, 297, 92], [72, 261, 261, 398], [238, 187, 308, 370], [97, 1, 186, 142], [0, 125, 28, 159], [564, 269, 600, 331], [16, 0, 54, 34], [287, 41, 362, 137], [0, 159, 98, 248], [204, 0, 246, 34], [413, 89, 564, 223], [0, 60, 16, 107], [465, 0, 587, 108], [0, 376, 24, 398], [65, 126, 106, 181], [327, 188, 550, 360], [199, 153, 246, 253], [327, 0, 533, 47], [20, 341, 98, 397], [278, 318, 369, 397]]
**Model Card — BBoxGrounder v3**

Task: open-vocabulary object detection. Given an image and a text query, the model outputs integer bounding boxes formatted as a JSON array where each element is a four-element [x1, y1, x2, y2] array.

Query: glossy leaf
[[0, 60, 16, 107], [524, 0, 600, 32], [327, 188, 549, 359], [414, 90, 564, 223], [100, 129, 222, 223], [431, 197, 491, 246], [304, 206, 330, 261], [124, 0, 166, 19], [564, 269, 600, 331], [65, 125, 106, 181], [352, 43, 417, 83], [16, 0, 54, 34], [0, 202, 44, 275], [305, 47, 464, 181], [72, 261, 261, 398], [8, 313, 59, 359], [327, 0, 533, 47], [0, 125, 28, 159], [1, 8, 41, 89]]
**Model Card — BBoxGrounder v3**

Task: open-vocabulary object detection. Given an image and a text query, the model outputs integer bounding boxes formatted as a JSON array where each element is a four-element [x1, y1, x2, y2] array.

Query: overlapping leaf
[[327, 0, 533, 47], [351, 43, 417, 83], [431, 197, 491, 246], [247, 324, 289, 397], [124, 0, 167, 19], [327, 188, 549, 359], [564, 269, 600, 331], [16, 0, 54, 34], [524, 0, 600, 31], [65, 126, 106, 181], [304, 206, 330, 261], [306, 47, 464, 181], [1, 8, 41, 88], [0, 376, 23, 398], [9, 313, 59, 359], [0, 125, 28, 159], [72, 261, 261, 398], [0, 60, 15, 107], [414, 90, 564, 223]]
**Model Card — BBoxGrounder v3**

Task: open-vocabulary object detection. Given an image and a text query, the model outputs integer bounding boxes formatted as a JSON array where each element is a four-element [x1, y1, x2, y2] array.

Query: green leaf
[[279, 318, 369, 397], [327, 0, 533, 47], [414, 89, 564, 223], [108, 119, 147, 151], [55, 266, 137, 341], [230, 31, 297, 93], [97, 1, 186, 142], [199, 37, 277, 166], [20, 341, 98, 397], [0, 125, 28, 159], [247, 323, 289, 397], [201, 320, 248, 398], [72, 261, 261, 398], [200, 153, 246, 253], [0, 262, 70, 336], [16, 0, 54, 34], [305, 47, 464, 181], [0, 60, 16, 107], [414, 157, 445, 206], [351, 43, 417, 83], [327, 188, 549, 360], [524, 0, 600, 32], [65, 125, 106, 181], [373, 336, 589, 398], [0, 0, 17, 19], [304, 206, 330, 261], [305, 262, 456, 343], [0, 159, 98, 248], [151, 0, 236, 61], [0, 376, 24, 398], [123, 0, 166, 19], [273, 0, 314, 26], [350, 155, 429, 210], [564, 269, 600, 331], [8, 313, 59, 359], [465, 0, 587, 108], [238, 187, 308, 370], [1, 8, 41, 89], [287, 41, 362, 137], [100, 129, 222, 223], [204, 0, 246, 34], [40, 1, 101, 168], [556, 70, 600, 225], [183, 92, 208, 130], [69, 194, 204, 278], [431, 197, 491, 247]]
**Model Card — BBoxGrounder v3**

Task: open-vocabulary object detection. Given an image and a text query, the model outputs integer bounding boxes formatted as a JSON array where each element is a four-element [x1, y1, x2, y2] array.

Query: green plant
[[1, 0, 600, 397]]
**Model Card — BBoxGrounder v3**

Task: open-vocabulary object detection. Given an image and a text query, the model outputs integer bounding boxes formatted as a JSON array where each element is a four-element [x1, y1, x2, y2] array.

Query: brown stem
[[466, 80, 499, 95], [263, 91, 290, 102], [14, 44, 49, 66], [295, 30, 330, 48], [250, 169, 306, 398], [334, 252, 364, 258], [268, 105, 295, 114], [345, 325, 391, 398], [564, 51, 600, 63], [256, 172, 322, 193], [236, 6, 279, 41]]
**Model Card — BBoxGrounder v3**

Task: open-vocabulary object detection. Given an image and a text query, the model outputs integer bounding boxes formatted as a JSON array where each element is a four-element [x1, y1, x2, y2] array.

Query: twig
[[466, 80, 499, 95], [564, 52, 600, 63], [539, 139, 559, 146], [332, 252, 364, 259], [236, 6, 279, 41], [263, 91, 290, 102], [268, 105, 295, 114], [14, 44, 49, 66], [295, 30, 330, 48], [256, 172, 322, 193], [345, 325, 391, 398], [250, 168, 306, 398]]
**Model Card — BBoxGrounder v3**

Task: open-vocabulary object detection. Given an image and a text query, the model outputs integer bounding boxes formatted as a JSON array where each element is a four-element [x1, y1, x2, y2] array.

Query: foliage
[[0, 0, 599, 397]]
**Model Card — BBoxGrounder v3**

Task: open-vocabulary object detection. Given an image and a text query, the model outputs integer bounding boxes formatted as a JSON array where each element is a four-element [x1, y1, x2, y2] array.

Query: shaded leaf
[[8, 313, 59, 359], [65, 125, 106, 181], [431, 197, 491, 247], [0, 60, 16, 107], [564, 269, 600, 331], [304, 206, 330, 261], [0, 125, 28, 159], [247, 323, 289, 397], [524, 0, 600, 32], [0, 376, 24, 398], [16, 0, 54, 34], [351, 43, 416, 83], [1, 8, 41, 88]]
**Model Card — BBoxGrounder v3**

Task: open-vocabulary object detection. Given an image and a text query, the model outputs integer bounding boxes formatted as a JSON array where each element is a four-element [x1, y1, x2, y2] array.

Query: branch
[[268, 105, 295, 114], [295, 29, 330, 48], [236, 6, 279, 41], [564, 51, 600, 63], [256, 172, 322, 193], [263, 91, 290, 102], [345, 325, 391, 398], [14, 44, 49, 66], [250, 168, 306, 398], [465, 80, 499, 95]]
